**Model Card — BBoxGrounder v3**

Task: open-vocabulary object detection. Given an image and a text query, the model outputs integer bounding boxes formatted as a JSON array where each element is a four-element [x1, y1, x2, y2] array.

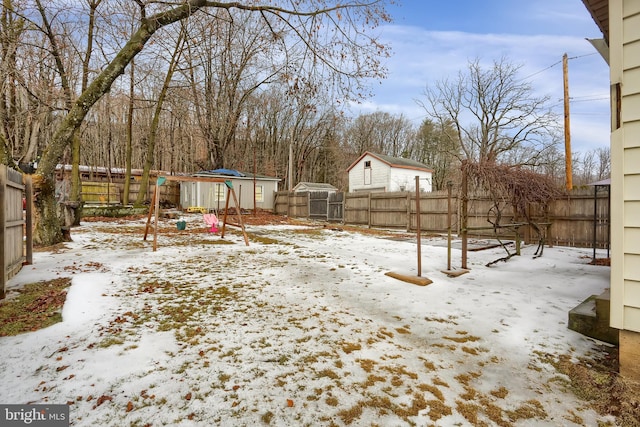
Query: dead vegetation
[[537, 347, 640, 427], [0, 278, 71, 336], [462, 161, 564, 264]]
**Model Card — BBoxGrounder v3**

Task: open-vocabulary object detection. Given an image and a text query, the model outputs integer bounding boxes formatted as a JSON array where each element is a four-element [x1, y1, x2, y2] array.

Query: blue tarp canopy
[[205, 169, 245, 177]]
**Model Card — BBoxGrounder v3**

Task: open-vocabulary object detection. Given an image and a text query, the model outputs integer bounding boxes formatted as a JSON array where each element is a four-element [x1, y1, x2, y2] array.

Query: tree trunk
[[70, 134, 83, 225], [135, 29, 184, 206], [32, 174, 64, 245], [124, 60, 135, 205], [32, 1, 204, 246]]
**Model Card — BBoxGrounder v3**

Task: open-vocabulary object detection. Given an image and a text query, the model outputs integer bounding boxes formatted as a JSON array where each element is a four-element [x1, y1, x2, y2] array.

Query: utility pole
[[563, 53, 573, 190]]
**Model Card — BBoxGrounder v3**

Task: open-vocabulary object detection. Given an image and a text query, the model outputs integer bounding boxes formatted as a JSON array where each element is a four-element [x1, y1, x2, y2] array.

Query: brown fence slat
[[275, 187, 609, 250], [1, 165, 31, 299]]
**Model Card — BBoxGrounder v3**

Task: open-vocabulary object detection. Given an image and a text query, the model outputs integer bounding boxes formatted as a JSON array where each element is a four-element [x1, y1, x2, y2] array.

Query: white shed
[[293, 182, 338, 193], [180, 169, 280, 212], [346, 152, 433, 193]]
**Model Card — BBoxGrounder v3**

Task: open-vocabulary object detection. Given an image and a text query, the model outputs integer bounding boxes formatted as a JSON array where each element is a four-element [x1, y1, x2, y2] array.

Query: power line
[[520, 52, 599, 81], [571, 93, 609, 100], [520, 60, 562, 81], [567, 52, 598, 60], [570, 96, 609, 103]]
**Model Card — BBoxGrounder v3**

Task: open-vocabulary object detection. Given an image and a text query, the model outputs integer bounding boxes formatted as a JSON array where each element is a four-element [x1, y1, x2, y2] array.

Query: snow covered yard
[[0, 215, 615, 426]]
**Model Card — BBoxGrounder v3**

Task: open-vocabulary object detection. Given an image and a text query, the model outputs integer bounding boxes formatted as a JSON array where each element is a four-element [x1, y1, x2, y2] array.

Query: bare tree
[[343, 111, 414, 158], [410, 118, 459, 191], [32, 0, 107, 222], [21, 0, 390, 246], [571, 146, 610, 186], [0, 1, 51, 168], [596, 146, 610, 181], [418, 57, 560, 166], [243, 87, 295, 181], [135, 25, 187, 206], [534, 145, 565, 186], [0, 0, 24, 166], [184, 10, 285, 171]]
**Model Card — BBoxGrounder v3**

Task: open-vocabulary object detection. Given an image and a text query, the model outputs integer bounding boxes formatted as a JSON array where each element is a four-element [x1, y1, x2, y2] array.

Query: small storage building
[[292, 182, 338, 193], [346, 152, 433, 193], [180, 169, 280, 212]]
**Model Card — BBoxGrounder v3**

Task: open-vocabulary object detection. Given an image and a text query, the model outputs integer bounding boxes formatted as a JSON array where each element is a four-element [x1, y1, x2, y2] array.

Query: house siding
[[349, 154, 390, 192], [181, 177, 278, 211], [610, 0, 640, 333], [388, 168, 433, 192], [348, 153, 433, 193]]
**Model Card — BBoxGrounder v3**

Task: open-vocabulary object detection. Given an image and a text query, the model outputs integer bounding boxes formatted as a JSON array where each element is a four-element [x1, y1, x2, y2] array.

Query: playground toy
[[203, 213, 219, 233], [187, 206, 207, 213], [144, 176, 249, 250]]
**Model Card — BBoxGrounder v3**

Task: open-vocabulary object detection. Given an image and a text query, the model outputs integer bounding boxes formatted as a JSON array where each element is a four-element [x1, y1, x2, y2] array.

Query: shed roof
[[587, 178, 611, 186], [346, 151, 433, 173], [293, 182, 338, 192]]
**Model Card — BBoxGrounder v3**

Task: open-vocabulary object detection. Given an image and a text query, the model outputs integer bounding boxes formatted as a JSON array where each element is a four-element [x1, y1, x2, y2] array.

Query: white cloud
[[354, 24, 610, 152]]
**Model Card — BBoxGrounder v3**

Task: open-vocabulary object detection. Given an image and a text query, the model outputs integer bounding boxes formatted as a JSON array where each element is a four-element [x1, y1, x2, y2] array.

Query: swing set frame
[[143, 175, 249, 251]]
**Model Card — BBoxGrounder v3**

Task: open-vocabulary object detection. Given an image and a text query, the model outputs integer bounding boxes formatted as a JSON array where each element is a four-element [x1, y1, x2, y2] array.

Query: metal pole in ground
[[415, 176, 421, 277], [447, 181, 453, 271]]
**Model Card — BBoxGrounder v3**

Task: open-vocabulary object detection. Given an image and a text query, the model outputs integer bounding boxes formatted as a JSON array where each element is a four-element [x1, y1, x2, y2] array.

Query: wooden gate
[[1, 165, 33, 298], [328, 192, 344, 222]]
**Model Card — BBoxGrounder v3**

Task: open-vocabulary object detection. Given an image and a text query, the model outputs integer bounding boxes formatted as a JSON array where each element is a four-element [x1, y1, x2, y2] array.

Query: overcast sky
[[353, 0, 610, 153]]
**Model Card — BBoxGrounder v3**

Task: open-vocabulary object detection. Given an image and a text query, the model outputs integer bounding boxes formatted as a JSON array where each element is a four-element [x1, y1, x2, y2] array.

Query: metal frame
[[143, 176, 249, 251]]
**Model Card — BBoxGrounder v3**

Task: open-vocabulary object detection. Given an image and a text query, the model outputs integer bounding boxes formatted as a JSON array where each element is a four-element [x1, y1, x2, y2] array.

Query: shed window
[[215, 183, 226, 201], [255, 185, 264, 202], [364, 162, 372, 185]]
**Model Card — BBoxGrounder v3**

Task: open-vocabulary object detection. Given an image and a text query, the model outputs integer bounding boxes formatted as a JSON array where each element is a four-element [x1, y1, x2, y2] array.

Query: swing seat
[[203, 213, 219, 233]]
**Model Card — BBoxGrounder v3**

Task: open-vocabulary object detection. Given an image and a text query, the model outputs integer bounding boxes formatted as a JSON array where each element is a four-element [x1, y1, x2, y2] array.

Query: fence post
[[406, 191, 411, 232], [461, 163, 468, 270], [24, 174, 33, 265], [367, 192, 372, 228], [415, 176, 422, 277], [447, 181, 453, 271], [1, 165, 6, 298]]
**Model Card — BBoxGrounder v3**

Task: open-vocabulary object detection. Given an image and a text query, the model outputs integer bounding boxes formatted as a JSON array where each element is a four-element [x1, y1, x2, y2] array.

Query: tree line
[[1, 1, 609, 245]]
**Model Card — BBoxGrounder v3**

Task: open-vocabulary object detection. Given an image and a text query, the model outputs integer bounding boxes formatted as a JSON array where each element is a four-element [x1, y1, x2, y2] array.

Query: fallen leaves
[[93, 395, 112, 409], [0, 278, 71, 336]]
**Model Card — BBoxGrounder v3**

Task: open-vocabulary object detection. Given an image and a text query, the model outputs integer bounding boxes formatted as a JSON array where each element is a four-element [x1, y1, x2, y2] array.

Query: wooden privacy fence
[[78, 180, 180, 206], [1, 165, 33, 298], [81, 182, 121, 204], [274, 187, 610, 249]]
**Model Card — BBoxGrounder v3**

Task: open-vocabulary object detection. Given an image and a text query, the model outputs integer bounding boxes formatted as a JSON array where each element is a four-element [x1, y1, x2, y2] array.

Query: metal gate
[[309, 191, 329, 220]]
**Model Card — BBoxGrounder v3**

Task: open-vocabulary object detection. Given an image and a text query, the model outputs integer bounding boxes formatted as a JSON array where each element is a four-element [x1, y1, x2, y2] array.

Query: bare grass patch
[[0, 278, 71, 336]]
